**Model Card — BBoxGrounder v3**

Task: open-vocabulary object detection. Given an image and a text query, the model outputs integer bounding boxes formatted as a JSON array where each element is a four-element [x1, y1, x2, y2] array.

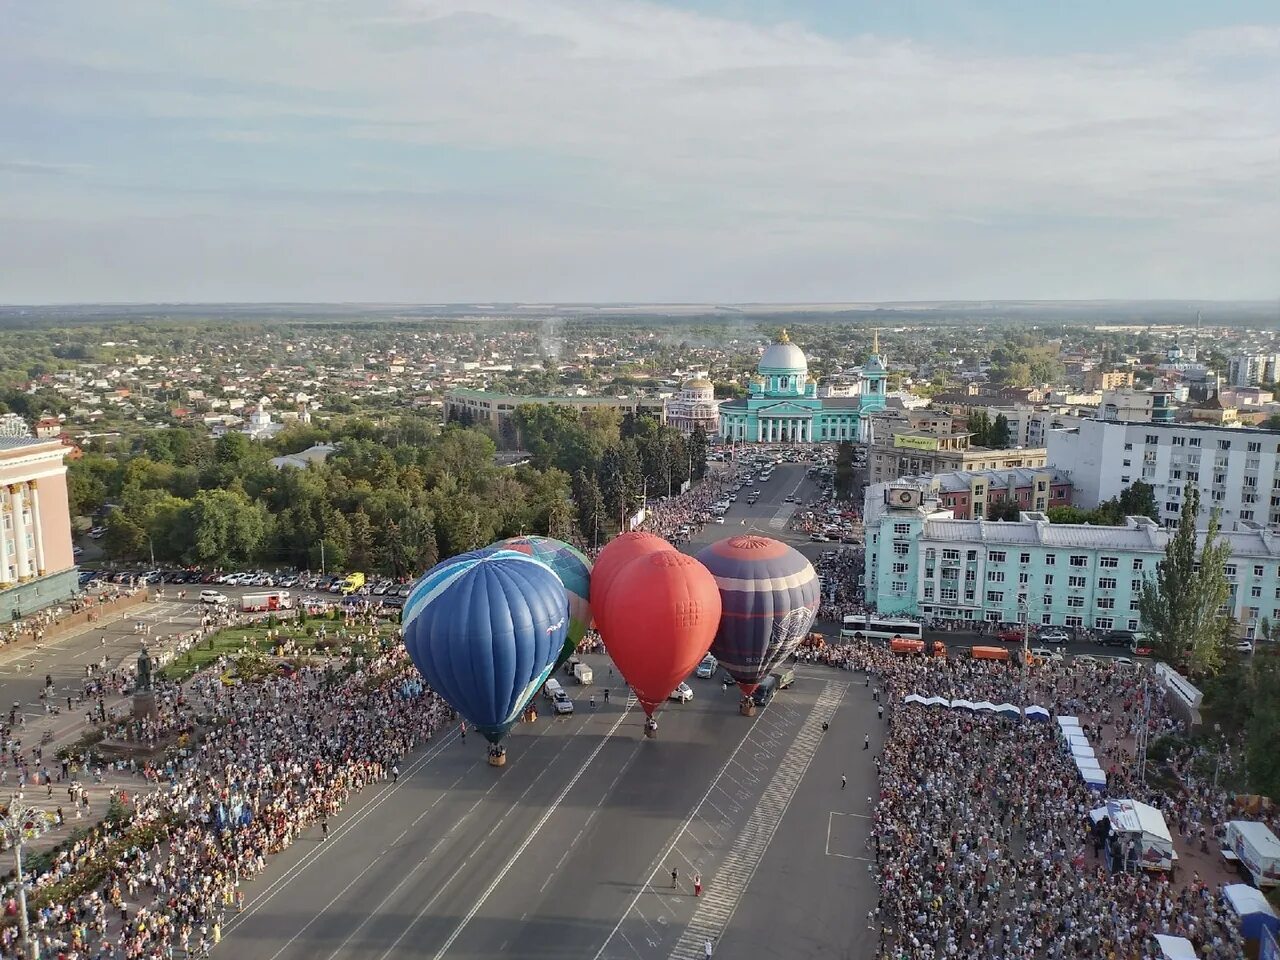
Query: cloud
[[0, 0, 1277, 300], [0, 159, 89, 176]]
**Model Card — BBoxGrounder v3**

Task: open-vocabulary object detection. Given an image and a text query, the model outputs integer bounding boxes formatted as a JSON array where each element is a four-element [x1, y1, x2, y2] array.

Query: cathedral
[[717, 330, 887, 443]]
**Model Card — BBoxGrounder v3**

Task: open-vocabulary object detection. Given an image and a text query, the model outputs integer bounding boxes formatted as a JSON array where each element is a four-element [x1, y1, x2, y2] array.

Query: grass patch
[[159, 621, 401, 683]]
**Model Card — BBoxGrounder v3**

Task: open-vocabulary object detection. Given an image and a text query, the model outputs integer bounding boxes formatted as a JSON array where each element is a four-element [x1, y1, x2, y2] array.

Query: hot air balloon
[[696, 535, 819, 712], [589, 531, 674, 639], [600, 550, 720, 732], [402, 550, 569, 764], [492, 536, 593, 670]]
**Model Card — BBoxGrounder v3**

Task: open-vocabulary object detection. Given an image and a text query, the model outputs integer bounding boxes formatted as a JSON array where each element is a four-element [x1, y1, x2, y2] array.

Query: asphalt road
[[221, 652, 876, 960]]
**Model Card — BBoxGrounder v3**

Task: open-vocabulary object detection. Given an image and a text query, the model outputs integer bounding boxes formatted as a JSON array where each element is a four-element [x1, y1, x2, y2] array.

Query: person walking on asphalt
[[877, 703, 884, 721], [841, 774, 847, 790], [704, 937, 715, 957], [671, 867, 679, 890], [603, 688, 610, 703], [693, 873, 702, 896], [864, 734, 870, 750]]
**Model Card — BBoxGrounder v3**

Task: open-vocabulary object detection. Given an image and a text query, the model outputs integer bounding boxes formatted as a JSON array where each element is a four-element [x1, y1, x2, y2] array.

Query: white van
[[543, 678, 565, 700], [696, 653, 718, 679]]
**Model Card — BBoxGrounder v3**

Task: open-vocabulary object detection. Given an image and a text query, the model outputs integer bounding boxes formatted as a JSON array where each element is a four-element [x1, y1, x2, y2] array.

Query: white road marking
[[422, 703, 634, 960], [666, 681, 844, 959]]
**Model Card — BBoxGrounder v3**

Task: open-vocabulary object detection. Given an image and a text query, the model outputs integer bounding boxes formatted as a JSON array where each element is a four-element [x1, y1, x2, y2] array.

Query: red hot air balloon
[[590, 532, 674, 639], [601, 550, 721, 717]]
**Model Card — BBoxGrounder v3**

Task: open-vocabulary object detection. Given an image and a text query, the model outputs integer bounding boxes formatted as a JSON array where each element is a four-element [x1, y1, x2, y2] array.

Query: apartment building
[[867, 431, 1048, 485], [1047, 419, 1280, 530], [864, 495, 1278, 637]]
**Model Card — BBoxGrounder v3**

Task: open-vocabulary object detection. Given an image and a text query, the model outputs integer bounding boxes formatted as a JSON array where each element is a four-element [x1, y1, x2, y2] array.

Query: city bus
[[840, 616, 924, 642]]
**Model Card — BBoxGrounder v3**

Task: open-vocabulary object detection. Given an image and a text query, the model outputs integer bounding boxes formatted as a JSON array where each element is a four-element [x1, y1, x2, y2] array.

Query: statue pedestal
[[132, 691, 158, 721]]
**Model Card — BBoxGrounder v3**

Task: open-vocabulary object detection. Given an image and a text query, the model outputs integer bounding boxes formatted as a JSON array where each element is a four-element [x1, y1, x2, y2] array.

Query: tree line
[[70, 406, 709, 572]]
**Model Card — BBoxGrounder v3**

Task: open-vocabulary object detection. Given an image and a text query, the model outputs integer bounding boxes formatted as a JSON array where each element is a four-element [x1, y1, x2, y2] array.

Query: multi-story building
[[444, 388, 667, 427], [1098, 389, 1175, 424], [865, 466, 1072, 523], [1228, 353, 1280, 387], [1085, 368, 1135, 392], [867, 432, 1048, 485], [1048, 419, 1280, 530], [864, 493, 1279, 638], [0, 436, 78, 620], [665, 377, 720, 437]]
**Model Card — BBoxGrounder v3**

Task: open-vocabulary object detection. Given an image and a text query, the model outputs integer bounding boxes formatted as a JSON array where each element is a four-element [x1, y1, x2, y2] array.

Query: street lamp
[[1017, 593, 1029, 720], [1, 797, 52, 959]]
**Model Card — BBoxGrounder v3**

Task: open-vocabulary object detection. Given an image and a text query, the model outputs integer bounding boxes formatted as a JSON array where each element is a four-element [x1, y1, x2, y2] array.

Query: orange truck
[[970, 645, 1011, 662], [890, 637, 947, 657]]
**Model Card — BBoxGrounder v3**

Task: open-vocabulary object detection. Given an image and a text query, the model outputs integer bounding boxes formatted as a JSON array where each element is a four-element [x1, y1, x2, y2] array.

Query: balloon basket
[[739, 698, 756, 717], [643, 718, 658, 740], [487, 746, 507, 767]]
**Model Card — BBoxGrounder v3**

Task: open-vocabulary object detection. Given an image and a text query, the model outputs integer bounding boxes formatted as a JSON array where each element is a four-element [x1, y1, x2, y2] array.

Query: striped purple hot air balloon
[[696, 535, 820, 694]]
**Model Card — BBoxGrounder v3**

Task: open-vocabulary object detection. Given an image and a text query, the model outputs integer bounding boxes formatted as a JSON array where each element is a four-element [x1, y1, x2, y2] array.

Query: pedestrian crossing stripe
[[666, 681, 844, 959]]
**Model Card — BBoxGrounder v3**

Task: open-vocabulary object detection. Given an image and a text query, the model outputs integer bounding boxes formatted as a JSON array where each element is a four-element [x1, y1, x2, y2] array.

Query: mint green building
[[718, 331, 888, 444], [865, 494, 1279, 638]]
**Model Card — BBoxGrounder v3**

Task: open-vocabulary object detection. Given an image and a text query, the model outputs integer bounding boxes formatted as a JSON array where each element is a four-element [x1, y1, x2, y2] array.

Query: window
[[942, 549, 960, 561], [1043, 595, 1053, 606], [1099, 556, 1119, 568], [1070, 555, 1089, 567], [1018, 572, 1030, 585], [988, 551, 1006, 563], [1255, 565, 1266, 578], [1124, 442, 1133, 451], [1241, 511, 1255, 521], [1068, 575, 1087, 588], [1251, 585, 1262, 599], [893, 542, 910, 556], [1248, 440, 1262, 453], [1045, 554, 1056, 565], [1019, 552, 1031, 564], [923, 585, 935, 599], [892, 581, 908, 593], [891, 562, 908, 574], [1218, 439, 1231, 451], [1094, 617, 1114, 630], [940, 588, 958, 601], [1172, 436, 1185, 447], [1225, 565, 1237, 578], [1146, 434, 1159, 445], [986, 591, 1004, 604], [1130, 599, 1141, 610], [1044, 574, 1054, 586], [1189, 437, 1201, 447], [1122, 460, 1131, 468], [1127, 619, 1140, 631], [987, 570, 1005, 583], [1098, 577, 1117, 590], [967, 550, 978, 561], [1097, 598, 1115, 609], [893, 522, 911, 536], [1067, 596, 1084, 608], [1131, 579, 1143, 592], [1065, 615, 1083, 627]]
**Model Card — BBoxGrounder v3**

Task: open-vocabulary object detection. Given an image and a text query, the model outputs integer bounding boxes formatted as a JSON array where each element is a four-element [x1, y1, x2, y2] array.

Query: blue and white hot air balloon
[[403, 549, 569, 746]]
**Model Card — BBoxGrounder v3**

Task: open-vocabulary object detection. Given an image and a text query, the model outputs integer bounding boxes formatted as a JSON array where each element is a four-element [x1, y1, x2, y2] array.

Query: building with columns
[[717, 330, 888, 444], [665, 376, 720, 437], [0, 436, 78, 620]]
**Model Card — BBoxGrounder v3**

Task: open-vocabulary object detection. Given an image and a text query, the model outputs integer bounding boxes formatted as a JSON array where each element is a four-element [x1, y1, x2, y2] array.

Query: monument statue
[[136, 643, 153, 691]]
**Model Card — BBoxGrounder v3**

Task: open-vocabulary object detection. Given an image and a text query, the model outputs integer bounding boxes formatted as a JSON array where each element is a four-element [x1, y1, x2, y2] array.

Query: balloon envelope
[[403, 549, 569, 745], [492, 536, 593, 669], [601, 550, 721, 716], [697, 535, 820, 694], [590, 532, 674, 639]]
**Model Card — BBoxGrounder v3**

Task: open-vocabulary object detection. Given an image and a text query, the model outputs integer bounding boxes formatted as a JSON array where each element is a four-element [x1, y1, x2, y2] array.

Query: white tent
[[1070, 743, 1097, 764], [903, 694, 926, 705], [1223, 883, 1280, 941], [1152, 934, 1197, 960], [1090, 799, 1176, 871], [1065, 734, 1091, 750], [1076, 760, 1106, 791], [1056, 715, 1081, 728], [972, 700, 998, 712]]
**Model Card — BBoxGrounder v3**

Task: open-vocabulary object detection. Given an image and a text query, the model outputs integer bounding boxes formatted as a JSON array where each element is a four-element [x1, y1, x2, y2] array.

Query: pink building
[[0, 437, 77, 618]]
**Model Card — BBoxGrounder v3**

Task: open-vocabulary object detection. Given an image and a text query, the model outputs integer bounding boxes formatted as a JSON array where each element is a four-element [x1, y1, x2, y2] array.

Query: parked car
[[1037, 629, 1069, 645], [199, 590, 229, 605], [996, 627, 1026, 643], [1100, 629, 1136, 648], [551, 691, 575, 715], [669, 682, 694, 703], [1234, 640, 1255, 654]]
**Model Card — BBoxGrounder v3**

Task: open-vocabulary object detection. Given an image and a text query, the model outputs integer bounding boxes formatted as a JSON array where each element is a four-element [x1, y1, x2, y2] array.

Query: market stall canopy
[[1090, 799, 1176, 870], [1223, 883, 1280, 941], [1153, 934, 1197, 960]]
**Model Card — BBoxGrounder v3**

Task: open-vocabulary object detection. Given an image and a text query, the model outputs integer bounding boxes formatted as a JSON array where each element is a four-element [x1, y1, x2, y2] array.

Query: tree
[[1244, 641, 1280, 798], [985, 498, 1021, 522], [1138, 485, 1232, 675], [181, 489, 268, 566], [688, 425, 709, 481], [989, 414, 1011, 449], [572, 469, 605, 548], [1117, 480, 1159, 521], [1264, 414, 1280, 431]]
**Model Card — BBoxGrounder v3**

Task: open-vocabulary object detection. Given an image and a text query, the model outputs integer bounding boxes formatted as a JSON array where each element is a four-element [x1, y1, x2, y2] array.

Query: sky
[[1, 0, 1278, 304]]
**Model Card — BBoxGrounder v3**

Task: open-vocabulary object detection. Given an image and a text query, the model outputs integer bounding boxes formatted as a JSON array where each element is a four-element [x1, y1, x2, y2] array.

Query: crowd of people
[[823, 641, 1253, 960], [1, 635, 456, 960], [0, 585, 144, 652]]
